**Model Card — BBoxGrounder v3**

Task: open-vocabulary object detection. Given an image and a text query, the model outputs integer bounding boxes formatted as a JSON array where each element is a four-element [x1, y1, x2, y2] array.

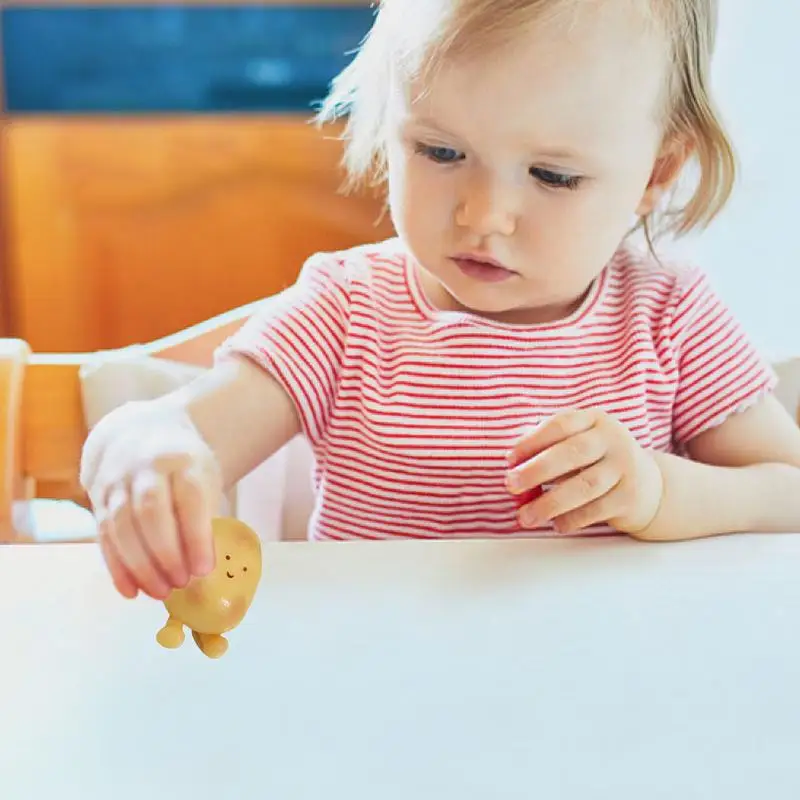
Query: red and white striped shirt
[[218, 238, 776, 541]]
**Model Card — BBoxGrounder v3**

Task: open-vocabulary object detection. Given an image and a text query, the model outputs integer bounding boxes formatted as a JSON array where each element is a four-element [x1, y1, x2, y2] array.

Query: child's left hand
[[506, 409, 663, 535]]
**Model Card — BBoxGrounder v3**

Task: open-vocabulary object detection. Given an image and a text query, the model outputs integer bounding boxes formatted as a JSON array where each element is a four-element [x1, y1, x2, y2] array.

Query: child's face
[[385, 3, 679, 323]]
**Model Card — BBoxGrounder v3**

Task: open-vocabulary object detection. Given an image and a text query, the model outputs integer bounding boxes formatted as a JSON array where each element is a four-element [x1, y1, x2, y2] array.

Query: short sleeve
[[669, 268, 778, 446], [215, 252, 351, 447]]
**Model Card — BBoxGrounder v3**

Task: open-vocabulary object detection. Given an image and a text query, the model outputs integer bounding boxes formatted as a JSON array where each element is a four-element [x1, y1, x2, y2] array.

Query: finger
[[518, 461, 621, 528], [105, 485, 172, 600], [85, 469, 114, 518], [97, 523, 139, 599], [130, 469, 189, 588], [553, 490, 628, 534], [507, 428, 607, 495], [171, 468, 216, 577], [80, 411, 129, 492], [507, 409, 599, 467]]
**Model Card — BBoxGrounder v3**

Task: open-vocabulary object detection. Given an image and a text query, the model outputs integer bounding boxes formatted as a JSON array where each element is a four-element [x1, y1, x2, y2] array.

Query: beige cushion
[[78, 353, 237, 518], [79, 352, 204, 428]]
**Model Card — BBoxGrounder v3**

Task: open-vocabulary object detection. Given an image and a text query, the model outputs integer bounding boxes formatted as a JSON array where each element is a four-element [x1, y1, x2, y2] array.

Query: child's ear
[[636, 135, 694, 217]]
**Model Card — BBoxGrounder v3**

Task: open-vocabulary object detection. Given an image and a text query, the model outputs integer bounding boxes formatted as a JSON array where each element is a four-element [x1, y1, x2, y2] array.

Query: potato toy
[[156, 517, 262, 658]]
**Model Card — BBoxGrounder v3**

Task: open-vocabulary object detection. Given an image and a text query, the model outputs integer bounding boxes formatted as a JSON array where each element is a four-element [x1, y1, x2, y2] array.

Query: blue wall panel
[[1, 5, 374, 113]]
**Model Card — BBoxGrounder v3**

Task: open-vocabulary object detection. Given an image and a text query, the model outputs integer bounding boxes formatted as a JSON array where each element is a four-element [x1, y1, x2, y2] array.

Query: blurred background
[[0, 0, 796, 360], [668, 0, 800, 363], [0, 0, 393, 353]]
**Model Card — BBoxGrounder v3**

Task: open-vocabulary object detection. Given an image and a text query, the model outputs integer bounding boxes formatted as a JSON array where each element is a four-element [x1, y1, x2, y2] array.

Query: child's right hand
[[79, 400, 223, 600]]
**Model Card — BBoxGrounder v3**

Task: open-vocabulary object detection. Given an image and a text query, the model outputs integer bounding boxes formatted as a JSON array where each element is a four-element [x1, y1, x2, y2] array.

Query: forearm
[[640, 453, 800, 540], [164, 355, 301, 489]]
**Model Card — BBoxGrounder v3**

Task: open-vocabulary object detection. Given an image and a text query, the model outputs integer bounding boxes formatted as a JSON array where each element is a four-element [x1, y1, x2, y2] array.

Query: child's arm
[[83, 248, 350, 599], [164, 354, 302, 491], [80, 355, 301, 600], [506, 393, 800, 540], [644, 393, 800, 540]]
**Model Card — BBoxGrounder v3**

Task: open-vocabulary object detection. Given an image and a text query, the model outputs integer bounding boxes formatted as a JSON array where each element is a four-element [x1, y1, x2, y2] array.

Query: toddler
[[81, 0, 800, 600]]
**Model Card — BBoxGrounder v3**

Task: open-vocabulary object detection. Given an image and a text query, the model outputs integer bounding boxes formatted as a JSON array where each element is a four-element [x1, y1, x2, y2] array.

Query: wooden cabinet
[[1, 116, 392, 351], [0, 1, 392, 352]]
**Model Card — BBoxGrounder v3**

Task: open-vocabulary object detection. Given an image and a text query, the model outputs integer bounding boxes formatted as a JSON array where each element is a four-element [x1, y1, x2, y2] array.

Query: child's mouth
[[452, 255, 517, 283]]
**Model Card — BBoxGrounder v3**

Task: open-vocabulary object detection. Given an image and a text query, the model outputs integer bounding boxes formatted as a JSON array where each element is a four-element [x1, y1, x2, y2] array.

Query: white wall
[[668, 1, 799, 362]]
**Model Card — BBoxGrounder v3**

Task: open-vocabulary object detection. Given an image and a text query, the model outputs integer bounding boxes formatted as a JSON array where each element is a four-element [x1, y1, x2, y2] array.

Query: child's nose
[[455, 178, 518, 237]]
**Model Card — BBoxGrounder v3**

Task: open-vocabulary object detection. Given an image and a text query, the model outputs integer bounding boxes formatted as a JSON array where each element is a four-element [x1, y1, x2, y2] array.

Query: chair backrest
[[0, 303, 257, 541]]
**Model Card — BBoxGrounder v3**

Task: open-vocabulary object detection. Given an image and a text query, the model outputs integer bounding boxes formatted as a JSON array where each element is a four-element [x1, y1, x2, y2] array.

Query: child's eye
[[530, 167, 583, 190], [415, 143, 465, 164]]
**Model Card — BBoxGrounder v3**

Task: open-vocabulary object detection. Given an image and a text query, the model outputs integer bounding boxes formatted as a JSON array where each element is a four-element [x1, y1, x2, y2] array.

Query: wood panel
[[1, 115, 392, 352]]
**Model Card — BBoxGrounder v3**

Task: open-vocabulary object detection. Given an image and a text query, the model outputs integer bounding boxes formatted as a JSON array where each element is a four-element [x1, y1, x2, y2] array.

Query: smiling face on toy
[[164, 517, 263, 635], [218, 524, 261, 587]]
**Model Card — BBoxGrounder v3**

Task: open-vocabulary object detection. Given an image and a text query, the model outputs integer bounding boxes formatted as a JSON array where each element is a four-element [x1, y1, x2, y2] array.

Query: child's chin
[[450, 287, 522, 316]]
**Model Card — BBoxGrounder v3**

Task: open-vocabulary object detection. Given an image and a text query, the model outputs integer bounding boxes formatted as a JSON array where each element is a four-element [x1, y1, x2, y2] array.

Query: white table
[[2, 534, 799, 799]]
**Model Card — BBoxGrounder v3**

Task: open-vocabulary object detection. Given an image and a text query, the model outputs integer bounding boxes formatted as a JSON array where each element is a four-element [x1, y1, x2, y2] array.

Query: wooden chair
[[1, 307, 798, 543], [0, 302, 261, 543]]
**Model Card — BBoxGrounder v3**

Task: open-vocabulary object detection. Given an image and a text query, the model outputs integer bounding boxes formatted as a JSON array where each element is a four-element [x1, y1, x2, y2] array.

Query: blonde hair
[[316, 0, 736, 243]]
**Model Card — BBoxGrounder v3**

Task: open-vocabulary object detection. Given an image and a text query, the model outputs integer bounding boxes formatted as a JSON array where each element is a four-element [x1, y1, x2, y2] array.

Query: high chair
[[0, 306, 798, 544], [0, 301, 315, 544]]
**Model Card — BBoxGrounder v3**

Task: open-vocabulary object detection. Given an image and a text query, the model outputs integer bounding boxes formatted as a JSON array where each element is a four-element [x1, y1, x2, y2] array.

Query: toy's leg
[[191, 631, 229, 659], [156, 616, 186, 649]]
